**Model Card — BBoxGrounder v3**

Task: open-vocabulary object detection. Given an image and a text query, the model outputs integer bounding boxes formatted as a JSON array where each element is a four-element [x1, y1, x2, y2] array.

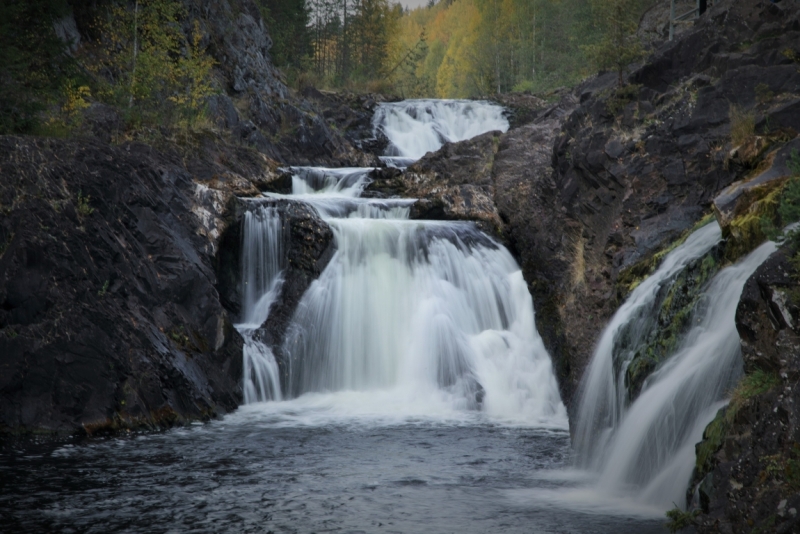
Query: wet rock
[[714, 139, 800, 228], [691, 246, 800, 534], [365, 130, 505, 231], [215, 199, 335, 390], [0, 137, 243, 436]]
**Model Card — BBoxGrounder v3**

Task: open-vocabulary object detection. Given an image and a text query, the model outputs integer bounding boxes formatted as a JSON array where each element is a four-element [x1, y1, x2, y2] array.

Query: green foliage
[[257, 0, 312, 69], [0, 0, 73, 134], [76, 191, 94, 217], [90, 0, 216, 129], [583, 0, 646, 87], [606, 83, 642, 115], [97, 280, 109, 297], [730, 369, 781, 409], [665, 507, 699, 533]]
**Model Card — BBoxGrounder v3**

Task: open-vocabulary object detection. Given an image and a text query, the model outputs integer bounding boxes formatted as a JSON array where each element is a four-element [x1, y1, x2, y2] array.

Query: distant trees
[[583, 0, 646, 87], [0, 0, 73, 134], [306, 0, 402, 88], [257, 0, 312, 70], [381, 0, 651, 98]]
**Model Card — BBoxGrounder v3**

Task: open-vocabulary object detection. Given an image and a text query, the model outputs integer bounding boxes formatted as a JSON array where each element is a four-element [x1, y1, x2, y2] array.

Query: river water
[[0, 407, 667, 533], [0, 101, 688, 533]]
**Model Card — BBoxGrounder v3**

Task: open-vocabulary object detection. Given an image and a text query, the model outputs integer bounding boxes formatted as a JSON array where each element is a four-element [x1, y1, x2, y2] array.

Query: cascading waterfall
[[573, 223, 777, 509], [373, 99, 509, 162], [265, 167, 566, 424], [236, 206, 284, 404], [233, 100, 566, 425], [574, 222, 723, 465]]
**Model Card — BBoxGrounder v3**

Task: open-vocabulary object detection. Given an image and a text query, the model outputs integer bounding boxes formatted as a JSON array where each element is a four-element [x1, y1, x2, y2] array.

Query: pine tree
[[583, 0, 646, 87], [0, 0, 72, 134]]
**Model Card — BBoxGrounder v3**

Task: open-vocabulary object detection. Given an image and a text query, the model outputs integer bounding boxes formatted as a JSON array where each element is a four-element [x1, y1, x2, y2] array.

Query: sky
[[399, 0, 428, 9]]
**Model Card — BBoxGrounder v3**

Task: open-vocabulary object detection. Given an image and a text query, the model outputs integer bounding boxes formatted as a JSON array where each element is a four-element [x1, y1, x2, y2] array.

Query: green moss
[[665, 507, 700, 533], [696, 408, 731, 474], [617, 214, 715, 298], [723, 184, 785, 262], [695, 369, 781, 476], [624, 243, 723, 398]]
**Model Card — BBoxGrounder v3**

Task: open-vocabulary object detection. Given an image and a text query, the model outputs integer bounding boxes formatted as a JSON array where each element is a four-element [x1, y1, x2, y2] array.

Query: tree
[[583, 0, 646, 87], [0, 0, 72, 134], [90, 0, 216, 126], [258, 0, 313, 70]]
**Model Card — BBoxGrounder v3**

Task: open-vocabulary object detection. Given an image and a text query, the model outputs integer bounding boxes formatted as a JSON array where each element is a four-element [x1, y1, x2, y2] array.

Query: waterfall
[[236, 206, 284, 404], [233, 102, 566, 425], [574, 222, 722, 465], [373, 99, 509, 161], [573, 224, 776, 508], [281, 217, 565, 423]]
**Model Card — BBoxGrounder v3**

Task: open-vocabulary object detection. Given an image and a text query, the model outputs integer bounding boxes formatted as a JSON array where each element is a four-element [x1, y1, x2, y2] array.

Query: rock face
[[366, 130, 505, 231], [690, 248, 800, 534], [500, 0, 800, 404], [215, 199, 335, 389], [0, 137, 243, 435]]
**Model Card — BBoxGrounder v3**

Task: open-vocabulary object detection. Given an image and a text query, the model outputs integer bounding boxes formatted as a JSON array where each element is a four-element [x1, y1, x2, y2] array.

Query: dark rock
[[691, 246, 800, 534], [81, 103, 123, 144], [207, 95, 240, 130], [215, 199, 335, 392], [365, 130, 505, 230], [0, 136, 243, 436]]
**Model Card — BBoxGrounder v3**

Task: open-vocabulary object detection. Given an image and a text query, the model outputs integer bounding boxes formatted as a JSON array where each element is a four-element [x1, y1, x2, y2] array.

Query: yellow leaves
[[61, 81, 92, 117], [85, 0, 216, 128]]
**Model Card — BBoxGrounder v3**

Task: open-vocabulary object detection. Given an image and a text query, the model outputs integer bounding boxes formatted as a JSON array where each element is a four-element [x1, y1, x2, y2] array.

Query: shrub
[[729, 104, 756, 146]]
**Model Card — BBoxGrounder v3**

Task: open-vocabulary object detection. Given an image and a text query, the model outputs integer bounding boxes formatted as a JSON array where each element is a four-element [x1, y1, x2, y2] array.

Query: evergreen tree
[[0, 0, 72, 134], [258, 0, 312, 69], [583, 0, 646, 87]]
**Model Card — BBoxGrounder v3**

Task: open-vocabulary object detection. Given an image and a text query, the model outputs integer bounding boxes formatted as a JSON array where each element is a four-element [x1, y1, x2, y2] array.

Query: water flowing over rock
[[571, 225, 775, 509], [228, 122, 566, 424], [373, 99, 509, 161]]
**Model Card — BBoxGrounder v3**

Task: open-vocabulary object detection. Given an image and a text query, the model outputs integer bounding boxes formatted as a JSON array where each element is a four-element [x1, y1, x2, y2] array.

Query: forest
[[271, 0, 652, 97], [0, 0, 652, 136]]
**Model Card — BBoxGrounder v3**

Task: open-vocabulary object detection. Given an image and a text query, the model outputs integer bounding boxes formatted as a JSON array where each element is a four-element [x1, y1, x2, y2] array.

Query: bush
[[729, 104, 756, 146]]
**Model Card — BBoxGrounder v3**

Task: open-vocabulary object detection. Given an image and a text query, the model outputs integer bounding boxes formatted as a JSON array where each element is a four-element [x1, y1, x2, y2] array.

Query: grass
[[665, 507, 700, 533], [571, 235, 586, 288], [730, 105, 756, 147]]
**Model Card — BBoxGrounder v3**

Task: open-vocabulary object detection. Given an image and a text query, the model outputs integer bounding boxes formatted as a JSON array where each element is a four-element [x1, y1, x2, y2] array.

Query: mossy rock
[[624, 244, 723, 400], [721, 180, 787, 262]]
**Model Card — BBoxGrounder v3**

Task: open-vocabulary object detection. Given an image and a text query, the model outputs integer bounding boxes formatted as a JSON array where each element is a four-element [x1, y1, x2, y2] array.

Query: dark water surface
[[0, 404, 667, 533]]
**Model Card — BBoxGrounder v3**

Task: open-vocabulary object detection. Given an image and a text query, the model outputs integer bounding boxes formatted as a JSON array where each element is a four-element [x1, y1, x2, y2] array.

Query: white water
[[235, 206, 284, 404], [574, 222, 723, 465], [568, 228, 776, 510], [236, 115, 566, 426], [373, 99, 509, 160]]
